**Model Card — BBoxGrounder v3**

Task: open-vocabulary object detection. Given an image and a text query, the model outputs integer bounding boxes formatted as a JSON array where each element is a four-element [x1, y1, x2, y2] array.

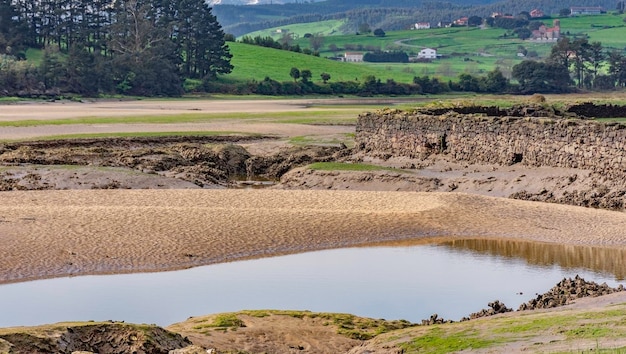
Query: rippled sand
[[1, 190, 625, 284]]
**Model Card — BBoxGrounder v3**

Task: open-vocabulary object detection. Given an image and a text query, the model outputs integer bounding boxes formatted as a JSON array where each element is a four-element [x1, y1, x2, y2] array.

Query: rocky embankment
[[344, 102, 626, 210], [462, 276, 624, 322], [0, 322, 196, 354], [0, 136, 347, 190], [518, 275, 625, 311]]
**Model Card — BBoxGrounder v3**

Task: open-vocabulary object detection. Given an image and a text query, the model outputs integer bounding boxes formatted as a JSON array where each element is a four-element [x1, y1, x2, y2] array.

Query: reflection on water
[[440, 239, 626, 281], [0, 239, 623, 328]]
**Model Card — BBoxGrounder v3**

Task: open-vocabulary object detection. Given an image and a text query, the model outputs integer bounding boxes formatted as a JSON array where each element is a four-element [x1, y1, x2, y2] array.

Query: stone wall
[[355, 109, 626, 176]]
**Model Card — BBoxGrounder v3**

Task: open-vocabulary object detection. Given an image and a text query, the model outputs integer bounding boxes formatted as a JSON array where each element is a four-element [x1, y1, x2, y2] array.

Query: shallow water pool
[[0, 239, 623, 327]]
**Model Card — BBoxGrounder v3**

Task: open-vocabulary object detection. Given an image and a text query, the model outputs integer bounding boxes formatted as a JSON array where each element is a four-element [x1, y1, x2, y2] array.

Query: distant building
[[415, 22, 431, 30], [417, 48, 437, 59], [491, 12, 514, 19], [570, 6, 604, 15], [531, 19, 560, 41], [453, 17, 468, 26], [437, 21, 452, 28], [530, 9, 544, 18], [344, 52, 364, 62]]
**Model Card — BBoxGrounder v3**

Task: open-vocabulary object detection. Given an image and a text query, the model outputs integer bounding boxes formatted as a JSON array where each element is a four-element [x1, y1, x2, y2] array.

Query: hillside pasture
[[225, 42, 417, 83], [242, 19, 348, 40]]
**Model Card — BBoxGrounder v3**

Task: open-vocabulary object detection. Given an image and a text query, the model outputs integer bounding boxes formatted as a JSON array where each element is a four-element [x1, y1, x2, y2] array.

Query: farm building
[[453, 17, 468, 26], [414, 22, 431, 29], [570, 6, 604, 15], [417, 48, 437, 59], [531, 19, 560, 41], [344, 52, 364, 62]]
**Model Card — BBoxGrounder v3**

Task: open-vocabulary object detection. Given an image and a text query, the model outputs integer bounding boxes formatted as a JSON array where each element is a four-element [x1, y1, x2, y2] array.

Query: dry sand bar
[[1, 189, 625, 284]]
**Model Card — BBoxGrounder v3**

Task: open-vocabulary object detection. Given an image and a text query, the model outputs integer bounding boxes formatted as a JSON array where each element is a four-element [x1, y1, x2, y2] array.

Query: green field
[[243, 19, 348, 40], [230, 15, 626, 84], [225, 42, 420, 83]]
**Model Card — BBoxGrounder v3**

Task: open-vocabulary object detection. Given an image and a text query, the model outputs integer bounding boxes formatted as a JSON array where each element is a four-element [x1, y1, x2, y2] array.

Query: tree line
[[0, 0, 233, 96], [202, 66, 509, 96], [512, 37, 626, 93]]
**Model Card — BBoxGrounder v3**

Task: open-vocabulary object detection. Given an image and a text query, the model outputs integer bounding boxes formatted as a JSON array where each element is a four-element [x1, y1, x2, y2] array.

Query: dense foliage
[[363, 51, 409, 63], [512, 37, 626, 93], [0, 0, 232, 96], [202, 67, 511, 96]]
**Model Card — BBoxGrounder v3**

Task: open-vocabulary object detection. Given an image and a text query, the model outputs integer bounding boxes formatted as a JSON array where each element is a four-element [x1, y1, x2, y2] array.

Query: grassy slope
[[366, 300, 626, 353], [228, 14, 626, 82], [225, 42, 417, 83]]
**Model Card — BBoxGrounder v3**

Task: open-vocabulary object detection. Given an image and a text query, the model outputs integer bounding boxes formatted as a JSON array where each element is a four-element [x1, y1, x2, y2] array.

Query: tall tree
[[173, 0, 232, 79], [512, 60, 571, 94], [607, 51, 626, 87], [108, 0, 182, 96]]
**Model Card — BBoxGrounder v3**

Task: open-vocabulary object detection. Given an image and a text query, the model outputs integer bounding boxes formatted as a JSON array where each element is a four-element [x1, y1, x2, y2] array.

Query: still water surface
[[0, 239, 624, 327]]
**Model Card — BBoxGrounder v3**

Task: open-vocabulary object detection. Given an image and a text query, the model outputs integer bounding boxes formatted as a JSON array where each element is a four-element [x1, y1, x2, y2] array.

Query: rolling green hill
[[230, 13, 624, 82], [224, 42, 418, 83]]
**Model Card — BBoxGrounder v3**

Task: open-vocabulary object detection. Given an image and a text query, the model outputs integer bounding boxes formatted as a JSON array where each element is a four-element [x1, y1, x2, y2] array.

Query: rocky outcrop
[[518, 275, 625, 311], [463, 300, 513, 321], [356, 108, 626, 178], [565, 102, 626, 119], [420, 313, 452, 325], [0, 323, 193, 354]]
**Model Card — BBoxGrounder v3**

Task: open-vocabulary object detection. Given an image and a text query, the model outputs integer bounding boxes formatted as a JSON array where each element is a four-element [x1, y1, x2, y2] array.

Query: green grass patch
[[492, 314, 576, 335], [226, 42, 416, 83], [0, 97, 22, 103], [0, 109, 364, 127], [193, 313, 245, 329], [565, 325, 614, 339], [400, 326, 503, 353]]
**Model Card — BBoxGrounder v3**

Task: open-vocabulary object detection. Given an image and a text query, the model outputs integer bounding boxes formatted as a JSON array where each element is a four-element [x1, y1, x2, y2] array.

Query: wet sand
[[1, 189, 625, 284]]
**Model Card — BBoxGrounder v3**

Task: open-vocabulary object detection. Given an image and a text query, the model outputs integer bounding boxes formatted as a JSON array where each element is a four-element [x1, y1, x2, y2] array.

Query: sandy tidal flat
[[1, 189, 626, 284]]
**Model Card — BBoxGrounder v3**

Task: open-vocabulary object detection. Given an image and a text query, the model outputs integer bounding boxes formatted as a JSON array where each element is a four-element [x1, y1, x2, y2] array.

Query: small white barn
[[415, 22, 431, 30], [417, 48, 437, 59], [344, 52, 364, 62]]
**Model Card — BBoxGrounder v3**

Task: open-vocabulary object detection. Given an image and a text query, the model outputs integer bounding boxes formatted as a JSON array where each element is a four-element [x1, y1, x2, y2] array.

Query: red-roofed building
[[453, 17, 468, 26], [530, 9, 544, 18], [531, 19, 560, 41]]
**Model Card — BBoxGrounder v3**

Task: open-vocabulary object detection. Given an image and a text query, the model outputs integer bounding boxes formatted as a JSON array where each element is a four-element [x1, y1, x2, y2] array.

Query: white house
[[417, 48, 437, 59], [415, 22, 431, 30], [570, 6, 603, 15], [344, 52, 364, 62]]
